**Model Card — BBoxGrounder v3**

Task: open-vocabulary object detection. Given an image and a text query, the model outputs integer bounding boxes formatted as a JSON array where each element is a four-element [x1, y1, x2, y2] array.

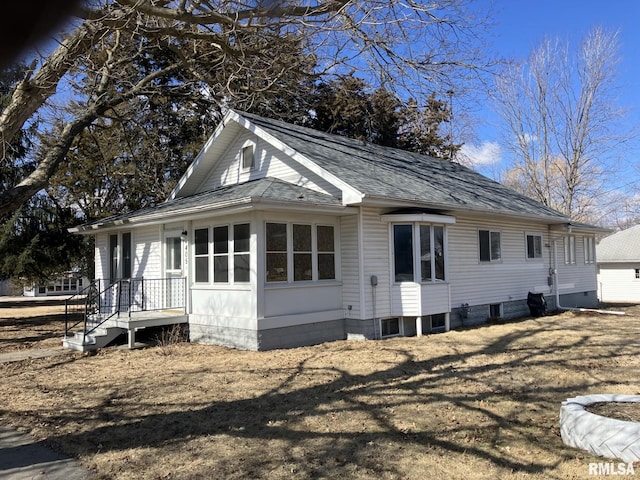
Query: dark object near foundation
[[527, 292, 547, 317]]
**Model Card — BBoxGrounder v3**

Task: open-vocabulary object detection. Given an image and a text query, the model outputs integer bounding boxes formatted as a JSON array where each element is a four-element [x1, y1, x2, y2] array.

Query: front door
[[165, 234, 184, 309]]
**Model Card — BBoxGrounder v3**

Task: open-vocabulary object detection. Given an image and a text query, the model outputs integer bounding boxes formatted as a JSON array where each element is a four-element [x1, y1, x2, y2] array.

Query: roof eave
[[359, 195, 570, 224]]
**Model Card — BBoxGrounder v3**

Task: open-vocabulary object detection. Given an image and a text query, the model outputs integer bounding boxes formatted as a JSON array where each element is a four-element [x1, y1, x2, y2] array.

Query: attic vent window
[[242, 144, 254, 170]]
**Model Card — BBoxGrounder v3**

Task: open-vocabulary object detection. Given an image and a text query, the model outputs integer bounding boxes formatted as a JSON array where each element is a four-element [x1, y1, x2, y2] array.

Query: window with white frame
[[233, 223, 251, 282], [393, 223, 446, 283], [194, 228, 209, 283], [564, 235, 576, 264], [635, 268, 640, 279], [241, 144, 254, 170], [213, 226, 229, 283], [584, 236, 595, 264], [109, 232, 132, 281], [266, 222, 336, 283], [479, 229, 501, 262], [196, 223, 251, 284], [526, 233, 543, 259]]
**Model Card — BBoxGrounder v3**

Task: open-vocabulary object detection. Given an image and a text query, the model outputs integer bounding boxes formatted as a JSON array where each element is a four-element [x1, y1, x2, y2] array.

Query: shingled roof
[[73, 110, 576, 232], [71, 177, 344, 231], [596, 224, 640, 262], [237, 110, 569, 221]]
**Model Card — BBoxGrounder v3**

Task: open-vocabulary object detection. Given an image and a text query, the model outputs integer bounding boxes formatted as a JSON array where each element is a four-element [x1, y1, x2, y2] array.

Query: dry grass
[[1, 301, 640, 479]]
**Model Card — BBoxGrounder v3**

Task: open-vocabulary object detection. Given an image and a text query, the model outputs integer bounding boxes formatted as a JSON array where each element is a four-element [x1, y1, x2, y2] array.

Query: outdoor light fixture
[[180, 230, 188, 240]]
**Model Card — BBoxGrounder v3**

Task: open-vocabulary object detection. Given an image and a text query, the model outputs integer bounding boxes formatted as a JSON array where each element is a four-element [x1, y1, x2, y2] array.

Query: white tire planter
[[560, 394, 640, 462]]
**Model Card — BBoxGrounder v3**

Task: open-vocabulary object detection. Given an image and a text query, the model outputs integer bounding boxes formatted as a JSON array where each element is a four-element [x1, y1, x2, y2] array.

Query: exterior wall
[[340, 214, 361, 319], [343, 208, 599, 340], [188, 211, 258, 349], [133, 226, 162, 279], [95, 232, 108, 281], [187, 210, 345, 350], [199, 132, 341, 198], [448, 215, 553, 309], [258, 319, 345, 350], [597, 263, 640, 303], [549, 232, 598, 308]]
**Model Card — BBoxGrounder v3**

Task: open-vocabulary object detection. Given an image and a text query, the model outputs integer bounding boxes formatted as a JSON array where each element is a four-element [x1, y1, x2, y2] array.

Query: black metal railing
[[64, 277, 186, 344]]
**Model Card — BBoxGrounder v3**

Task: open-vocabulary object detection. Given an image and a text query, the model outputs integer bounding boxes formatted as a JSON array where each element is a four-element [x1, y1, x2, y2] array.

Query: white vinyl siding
[[362, 207, 391, 318], [448, 216, 548, 306], [199, 132, 341, 198], [134, 226, 161, 279], [340, 215, 361, 318], [598, 263, 640, 303], [94, 227, 161, 282]]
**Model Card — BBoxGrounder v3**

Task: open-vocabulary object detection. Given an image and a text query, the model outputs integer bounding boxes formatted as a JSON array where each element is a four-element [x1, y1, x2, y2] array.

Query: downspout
[[552, 239, 625, 316]]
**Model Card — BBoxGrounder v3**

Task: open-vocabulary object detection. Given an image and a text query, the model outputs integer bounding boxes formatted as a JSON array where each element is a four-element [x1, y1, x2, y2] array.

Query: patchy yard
[[1, 301, 640, 479]]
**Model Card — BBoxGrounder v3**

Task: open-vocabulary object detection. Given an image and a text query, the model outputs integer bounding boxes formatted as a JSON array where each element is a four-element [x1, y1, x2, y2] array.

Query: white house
[[65, 109, 606, 351], [23, 271, 89, 297], [596, 224, 640, 304]]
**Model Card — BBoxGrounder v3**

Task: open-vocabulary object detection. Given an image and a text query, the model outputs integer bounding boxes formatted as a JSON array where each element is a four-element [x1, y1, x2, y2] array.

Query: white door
[[165, 234, 184, 309]]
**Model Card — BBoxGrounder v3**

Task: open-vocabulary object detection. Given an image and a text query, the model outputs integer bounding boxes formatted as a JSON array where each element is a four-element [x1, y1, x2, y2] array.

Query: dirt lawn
[[1, 300, 640, 479]]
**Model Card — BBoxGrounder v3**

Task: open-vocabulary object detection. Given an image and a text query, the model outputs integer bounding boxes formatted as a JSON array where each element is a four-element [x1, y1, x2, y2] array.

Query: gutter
[[551, 240, 625, 316]]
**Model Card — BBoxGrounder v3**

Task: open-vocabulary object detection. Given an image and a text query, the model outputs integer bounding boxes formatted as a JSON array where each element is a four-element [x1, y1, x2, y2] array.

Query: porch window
[[526, 233, 543, 259], [584, 236, 595, 264], [294, 224, 312, 281], [479, 229, 501, 262], [564, 235, 576, 264], [393, 223, 446, 283], [194, 228, 209, 283], [266, 222, 336, 283], [213, 226, 229, 283], [233, 223, 250, 282], [266, 223, 288, 282]]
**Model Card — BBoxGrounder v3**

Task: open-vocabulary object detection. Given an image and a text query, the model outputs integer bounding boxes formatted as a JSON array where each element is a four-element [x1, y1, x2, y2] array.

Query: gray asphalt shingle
[[596, 224, 640, 262], [240, 111, 568, 220]]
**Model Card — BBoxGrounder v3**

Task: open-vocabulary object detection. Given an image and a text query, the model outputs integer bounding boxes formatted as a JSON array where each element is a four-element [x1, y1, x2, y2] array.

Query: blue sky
[[466, 0, 640, 176]]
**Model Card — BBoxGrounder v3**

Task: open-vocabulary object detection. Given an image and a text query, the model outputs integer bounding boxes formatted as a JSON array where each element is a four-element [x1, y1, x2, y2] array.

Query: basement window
[[380, 317, 401, 337], [489, 303, 502, 319]]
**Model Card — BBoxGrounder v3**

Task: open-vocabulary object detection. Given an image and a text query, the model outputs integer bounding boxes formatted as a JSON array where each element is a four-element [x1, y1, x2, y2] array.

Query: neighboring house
[[66, 109, 606, 351], [23, 271, 89, 297], [596, 224, 640, 304]]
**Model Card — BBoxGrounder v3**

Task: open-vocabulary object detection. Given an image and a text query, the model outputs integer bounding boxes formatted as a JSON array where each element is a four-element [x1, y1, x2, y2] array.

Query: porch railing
[[64, 277, 187, 343]]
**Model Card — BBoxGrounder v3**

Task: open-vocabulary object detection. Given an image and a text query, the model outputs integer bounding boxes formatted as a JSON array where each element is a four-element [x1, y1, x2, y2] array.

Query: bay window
[[393, 223, 446, 283]]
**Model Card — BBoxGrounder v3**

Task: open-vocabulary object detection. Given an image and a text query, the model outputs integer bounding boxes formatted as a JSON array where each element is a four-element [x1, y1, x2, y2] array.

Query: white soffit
[[381, 213, 456, 224]]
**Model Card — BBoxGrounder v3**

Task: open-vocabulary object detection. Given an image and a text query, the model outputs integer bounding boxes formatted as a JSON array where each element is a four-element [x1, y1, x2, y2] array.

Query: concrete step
[[62, 326, 125, 352]]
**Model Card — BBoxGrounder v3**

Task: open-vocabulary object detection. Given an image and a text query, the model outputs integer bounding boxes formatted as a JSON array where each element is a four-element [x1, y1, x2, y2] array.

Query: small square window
[[381, 317, 401, 337], [489, 303, 502, 319], [635, 269, 640, 279]]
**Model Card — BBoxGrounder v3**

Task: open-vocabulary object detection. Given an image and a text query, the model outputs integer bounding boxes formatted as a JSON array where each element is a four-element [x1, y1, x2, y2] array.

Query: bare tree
[[493, 26, 633, 224], [0, 0, 494, 217]]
